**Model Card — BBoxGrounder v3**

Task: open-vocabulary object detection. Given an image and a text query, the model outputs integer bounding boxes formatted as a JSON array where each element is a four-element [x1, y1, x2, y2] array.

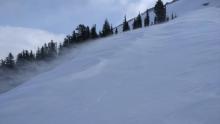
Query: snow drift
[[0, 0, 220, 124]]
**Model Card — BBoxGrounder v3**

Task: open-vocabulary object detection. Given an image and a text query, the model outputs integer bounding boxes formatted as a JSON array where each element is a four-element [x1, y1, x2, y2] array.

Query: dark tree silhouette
[[47, 40, 58, 59], [101, 19, 112, 37], [144, 10, 150, 27], [154, 0, 166, 23], [5, 53, 15, 69], [70, 31, 77, 44], [123, 16, 130, 32], [75, 24, 90, 41], [133, 13, 142, 29], [90, 25, 98, 39], [63, 35, 71, 47]]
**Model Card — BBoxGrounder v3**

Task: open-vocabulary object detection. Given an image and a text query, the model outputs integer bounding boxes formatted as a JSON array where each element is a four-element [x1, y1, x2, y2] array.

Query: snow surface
[[0, 0, 220, 124]]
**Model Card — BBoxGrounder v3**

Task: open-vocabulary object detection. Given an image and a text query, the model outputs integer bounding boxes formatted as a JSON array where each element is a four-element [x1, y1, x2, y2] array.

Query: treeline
[[0, 0, 177, 75], [118, 0, 177, 32], [0, 19, 115, 72]]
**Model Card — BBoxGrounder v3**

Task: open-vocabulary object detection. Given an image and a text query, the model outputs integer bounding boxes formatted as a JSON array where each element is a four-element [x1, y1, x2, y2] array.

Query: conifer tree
[[102, 19, 112, 37], [63, 35, 71, 47], [154, 0, 166, 23], [90, 25, 98, 39], [133, 13, 142, 29], [29, 50, 35, 62], [123, 16, 130, 32], [47, 40, 57, 59], [16, 52, 25, 66], [136, 12, 142, 28], [70, 31, 77, 44], [144, 10, 150, 27], [133, 18, 137, 29], [76, 24, 88, 41], [36, 48, 42, 61], [40, 45, 46, 60], [5, 53, 15, 69]]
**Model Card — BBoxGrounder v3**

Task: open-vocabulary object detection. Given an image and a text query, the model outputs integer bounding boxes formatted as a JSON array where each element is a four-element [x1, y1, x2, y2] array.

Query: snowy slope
[[0, 0, 220, 124]]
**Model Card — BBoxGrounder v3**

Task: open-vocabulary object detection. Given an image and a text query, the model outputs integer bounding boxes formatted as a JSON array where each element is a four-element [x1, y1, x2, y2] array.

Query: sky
[[0, 0, 171, 34], [0, 0, 171, 59]]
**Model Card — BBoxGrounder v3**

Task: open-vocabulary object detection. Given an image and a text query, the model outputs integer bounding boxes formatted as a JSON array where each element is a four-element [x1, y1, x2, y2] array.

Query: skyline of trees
[[1, 0, 176, 73]]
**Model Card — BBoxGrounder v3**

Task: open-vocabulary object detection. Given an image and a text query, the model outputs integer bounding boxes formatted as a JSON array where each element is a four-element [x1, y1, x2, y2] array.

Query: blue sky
[[0, 0, 171, 34]]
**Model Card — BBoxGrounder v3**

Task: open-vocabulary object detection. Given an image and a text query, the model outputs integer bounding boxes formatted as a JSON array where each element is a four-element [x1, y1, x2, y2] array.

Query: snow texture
[[0, 0, 220, 124]]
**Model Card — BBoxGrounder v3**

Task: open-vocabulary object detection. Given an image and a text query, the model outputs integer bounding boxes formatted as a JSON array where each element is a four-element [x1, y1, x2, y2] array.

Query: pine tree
[[144, 10, 150, 27], [5, 53, 15, 69], [76, 24, 88, 41], [133, 18, 137, 29], [47, 40, 57, 59], [133, 13, 142, 29], [36, 48, 42, 61], [29, 50, 35, 62], [40, 45, 46, 60], [90, 25, 98, 39], [123, 16, 130, 32], [63, 35, 71, 47], [70, 31, 77, 44], [102, 19, 112, 37], [154, 0, 166, 23], [136, 12, 142, 28], [16, 51, 26, 66]]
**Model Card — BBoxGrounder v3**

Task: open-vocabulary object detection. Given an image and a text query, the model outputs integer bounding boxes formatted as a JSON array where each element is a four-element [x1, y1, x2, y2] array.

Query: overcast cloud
[[0, 0, 171, 33], [0, 0, 171, 59]]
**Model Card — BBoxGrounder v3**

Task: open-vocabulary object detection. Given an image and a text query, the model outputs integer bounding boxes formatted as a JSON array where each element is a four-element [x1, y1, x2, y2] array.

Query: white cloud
[[0, 0, 172, 60], [0, 0, 172, 33], [0, 26, 65, 59]]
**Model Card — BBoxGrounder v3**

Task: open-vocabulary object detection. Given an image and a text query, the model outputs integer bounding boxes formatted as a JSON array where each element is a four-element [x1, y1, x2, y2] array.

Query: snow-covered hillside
[[0, 0, 220, 124]]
